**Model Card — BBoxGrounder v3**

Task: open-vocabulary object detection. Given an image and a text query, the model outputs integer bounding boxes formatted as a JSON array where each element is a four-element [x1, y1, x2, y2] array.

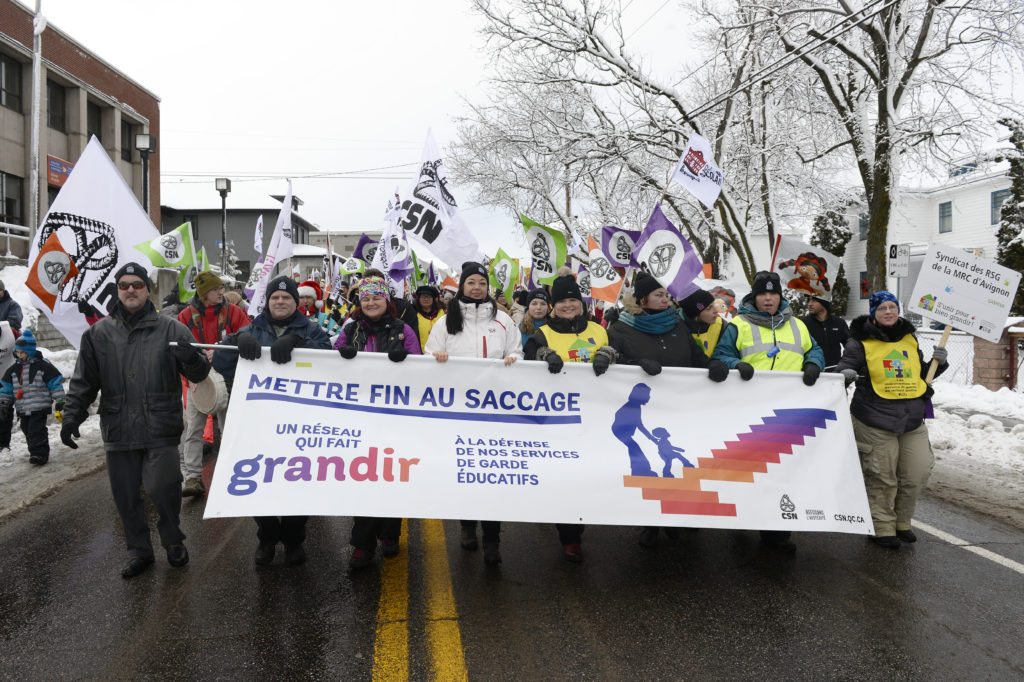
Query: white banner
[[247, 182, 294, 318], [772, 234, 842, 301], [206, 353, 873, 535], [28, 137, 159, 348], [908, 244, 1022, 343], [670, 133, 724, 209]]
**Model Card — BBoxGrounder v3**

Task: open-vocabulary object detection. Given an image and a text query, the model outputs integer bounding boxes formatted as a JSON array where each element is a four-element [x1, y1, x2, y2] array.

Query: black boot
[[460, 525, 478, 551], [638, 527, 659, 548], [121, 556, 154, 579], [167, 544, 189, 567], [896, 529, 917, 543], [483, 542, 501, 565], [284, 544, 307, 566], [872, 535, 901, 550], [254, 543, 276, 566]]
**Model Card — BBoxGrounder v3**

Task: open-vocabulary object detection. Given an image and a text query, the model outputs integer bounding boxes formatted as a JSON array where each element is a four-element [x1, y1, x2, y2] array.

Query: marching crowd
[[3, 258, 948, 578]]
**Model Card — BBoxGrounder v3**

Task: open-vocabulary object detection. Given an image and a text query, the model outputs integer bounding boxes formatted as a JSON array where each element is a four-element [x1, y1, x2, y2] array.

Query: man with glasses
[[177, 271, 249, 497], [62, 263, 211, 579]]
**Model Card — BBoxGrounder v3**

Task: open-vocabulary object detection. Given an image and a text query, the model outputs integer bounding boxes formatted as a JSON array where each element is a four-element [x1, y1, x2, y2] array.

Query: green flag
[[489, 248, 520, 298], [135, 223, 195, 268], [519, 215, 566, 285], [339, 256, 365, 276], [198, 246, 210, 272], [410, 251, 426, 289]]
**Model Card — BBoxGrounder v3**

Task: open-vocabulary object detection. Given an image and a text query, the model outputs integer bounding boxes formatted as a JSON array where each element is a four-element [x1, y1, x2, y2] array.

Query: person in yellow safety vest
[[712, 270, 826, 554], [679, 288, 725, 358], [413, 285, 444, 352], [525, 272, 617, 565], [836, 290, 947, 550]]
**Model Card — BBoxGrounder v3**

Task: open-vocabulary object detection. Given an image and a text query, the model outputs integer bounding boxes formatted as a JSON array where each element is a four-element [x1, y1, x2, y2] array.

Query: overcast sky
[[30, 0, 690, 261]]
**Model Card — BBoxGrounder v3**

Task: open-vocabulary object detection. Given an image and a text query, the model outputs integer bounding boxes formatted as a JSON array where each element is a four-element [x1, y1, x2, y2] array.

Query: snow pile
[[931, 383, 1024, 421], [0, 265, 40, 331], [39, 348, 79, 379]]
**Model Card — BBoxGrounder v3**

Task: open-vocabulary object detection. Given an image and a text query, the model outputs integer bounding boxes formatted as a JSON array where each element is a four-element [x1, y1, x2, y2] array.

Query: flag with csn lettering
[[634, 203, 702, 299], [520, 215, 567, 285], [26, 232, 80, 311], [354, 233, 377, 264], [670, 133, 724, 210], [587, 235, 624, 303], [601, 226, 641, 269], [135, 222, 195, 269], [489, 248, 519, 299]]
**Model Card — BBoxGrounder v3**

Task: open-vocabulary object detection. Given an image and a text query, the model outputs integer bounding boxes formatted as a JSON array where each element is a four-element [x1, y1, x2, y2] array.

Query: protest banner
[[771, 234, 842, 301], [205, 352, 873, 535]]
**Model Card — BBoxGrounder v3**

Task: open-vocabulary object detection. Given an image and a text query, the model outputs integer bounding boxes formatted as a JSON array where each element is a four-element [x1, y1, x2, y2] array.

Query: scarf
[[618, 308, 679, 335]]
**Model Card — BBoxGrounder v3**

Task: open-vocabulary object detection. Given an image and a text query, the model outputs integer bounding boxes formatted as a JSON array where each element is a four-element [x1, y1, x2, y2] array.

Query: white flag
[[395, 130, 481, 270], [254, 214, 264, 255], [248, 182, 295, 317], [670, 134, 724, 210], [27, 137, 159, 348]]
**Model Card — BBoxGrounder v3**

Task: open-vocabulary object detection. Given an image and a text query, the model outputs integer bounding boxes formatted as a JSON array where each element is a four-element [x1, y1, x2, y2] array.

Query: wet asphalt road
[[0, 466, 1022, 680]]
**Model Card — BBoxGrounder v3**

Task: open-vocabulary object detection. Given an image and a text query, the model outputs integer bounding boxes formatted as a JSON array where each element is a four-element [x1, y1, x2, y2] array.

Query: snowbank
[[931, 383, 1024, 421]]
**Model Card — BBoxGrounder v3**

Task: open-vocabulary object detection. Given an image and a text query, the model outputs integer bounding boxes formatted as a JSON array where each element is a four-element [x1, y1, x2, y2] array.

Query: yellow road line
[[422, 519, 469, 682], [372, 520, 410, 682]]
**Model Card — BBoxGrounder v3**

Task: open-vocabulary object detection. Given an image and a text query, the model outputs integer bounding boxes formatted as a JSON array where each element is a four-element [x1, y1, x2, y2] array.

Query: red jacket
[[177, 300, 250, 344]]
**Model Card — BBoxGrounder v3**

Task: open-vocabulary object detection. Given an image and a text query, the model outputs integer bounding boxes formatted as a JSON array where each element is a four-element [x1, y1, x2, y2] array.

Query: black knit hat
[[460, 261, 488, 283], [633, 271, 663, 303], [266, 276, 300, 305], [114, 262, 153, 290], [680, 289, 715, 319], [415, 285, 439, 299], [550, 275, 582, 304], [751, 271, 782, 297], [810, 295, 832, 313], [526, 288, 550, 306]]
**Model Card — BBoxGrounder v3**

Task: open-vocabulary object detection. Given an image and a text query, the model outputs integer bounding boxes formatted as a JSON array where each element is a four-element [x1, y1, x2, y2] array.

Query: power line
[[624, 0, 673, 40]]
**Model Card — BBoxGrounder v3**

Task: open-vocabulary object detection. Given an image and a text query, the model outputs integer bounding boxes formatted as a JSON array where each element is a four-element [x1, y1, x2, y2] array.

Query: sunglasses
[[117, 281, 147, 291]]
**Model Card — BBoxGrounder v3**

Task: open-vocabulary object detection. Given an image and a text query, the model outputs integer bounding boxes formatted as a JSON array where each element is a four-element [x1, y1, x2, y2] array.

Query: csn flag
[[489, 248, 519, 299], [353, 233, 377, 264], [520, 215, 567, 285], [601, 226, 641, 269], [135, 222, 195, 268], [771, 234, 841, 300], [670, 133, 724, 210], [587, 235, 624, 303], [372, 195, 413, 284], [395, 131, 480, 270], [635, 204, 703, 299], [248, 182, 295, 317], [27, 136, 159, 348], [254, 214, 264, 255], [26, 232, 80, 311]]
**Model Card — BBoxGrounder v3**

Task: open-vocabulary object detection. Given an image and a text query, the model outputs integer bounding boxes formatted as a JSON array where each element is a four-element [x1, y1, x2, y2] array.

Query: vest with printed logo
[[692, 316, 723, 358], [540, 321, 608, 364], [862, 336, 926, 400]]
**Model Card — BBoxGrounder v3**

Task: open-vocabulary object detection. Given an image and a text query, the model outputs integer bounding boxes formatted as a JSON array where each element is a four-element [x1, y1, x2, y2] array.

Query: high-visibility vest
[[862, 336, 927, 399], [730, 315, 811, 371], [417, 312, 441, 352], [540, 321, 609, 363], [692, 316, 724, 358]]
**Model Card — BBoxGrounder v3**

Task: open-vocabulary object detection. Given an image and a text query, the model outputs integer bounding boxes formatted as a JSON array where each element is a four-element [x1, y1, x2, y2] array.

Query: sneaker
[[896, 529, 917, 543], [563, 543, 584, 563], [28, 454, 48, 466], [638, 527, 659, 548], [121, 556, 154, 579], [349, 547, 375, 572], [181, 477, 205, 498], [460, 526, 479, 551], [0, 447, 13, 467], [482, 542, 502, 566], [254, 543, 276, 566], [872, 535, 901, 550], [284, 544, 307, 566], [380, 538, 400, 558], [167, 544, 190, 567]]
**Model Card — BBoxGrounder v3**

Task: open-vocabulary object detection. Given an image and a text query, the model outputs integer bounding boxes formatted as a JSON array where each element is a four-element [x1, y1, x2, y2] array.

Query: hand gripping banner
[[205, 352, 874, 535]]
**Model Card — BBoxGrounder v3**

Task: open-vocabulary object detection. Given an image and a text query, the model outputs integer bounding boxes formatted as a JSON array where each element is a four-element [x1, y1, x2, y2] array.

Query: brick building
[[0, 0, 159, 257]]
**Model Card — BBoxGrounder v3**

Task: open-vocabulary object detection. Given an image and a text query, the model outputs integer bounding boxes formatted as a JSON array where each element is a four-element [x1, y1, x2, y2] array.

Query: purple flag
[[353, 233, 375, 263], [633, 203, 703, 299], [601, 226, 642, 269], [427, 261, 437, 285]]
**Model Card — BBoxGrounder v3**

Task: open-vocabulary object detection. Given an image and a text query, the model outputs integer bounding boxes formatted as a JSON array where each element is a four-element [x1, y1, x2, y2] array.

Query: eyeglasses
[[117, 281, 147, 291]]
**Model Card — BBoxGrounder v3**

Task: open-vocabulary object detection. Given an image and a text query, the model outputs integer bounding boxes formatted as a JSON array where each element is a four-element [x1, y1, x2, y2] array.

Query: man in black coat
[[801, 296, 850, 368], [62, 263, 210, 579], [0, 280, 23, 333]]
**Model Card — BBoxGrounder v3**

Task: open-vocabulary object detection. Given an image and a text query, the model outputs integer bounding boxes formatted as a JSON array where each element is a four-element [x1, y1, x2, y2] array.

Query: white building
[[843, 164, 1012, 319]]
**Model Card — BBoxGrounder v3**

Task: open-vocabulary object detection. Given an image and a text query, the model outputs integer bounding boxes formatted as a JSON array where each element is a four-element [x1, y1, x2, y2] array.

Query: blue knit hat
[[868, 290, 899, 320], [15, 329, 36, 356]]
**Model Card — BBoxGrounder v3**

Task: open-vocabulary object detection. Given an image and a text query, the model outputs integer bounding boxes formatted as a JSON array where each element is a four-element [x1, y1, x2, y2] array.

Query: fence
[[915, 329, 974, 386], [0, 221, 30, 261]]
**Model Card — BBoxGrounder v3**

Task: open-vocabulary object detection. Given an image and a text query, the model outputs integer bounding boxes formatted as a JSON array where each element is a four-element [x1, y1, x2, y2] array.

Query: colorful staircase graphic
[[623, 408, 837, 517]]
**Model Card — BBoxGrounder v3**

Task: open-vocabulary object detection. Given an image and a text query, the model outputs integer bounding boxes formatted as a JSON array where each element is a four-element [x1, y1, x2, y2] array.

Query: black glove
[[707, 359, 729, 383], [537, 348, 564, 374], [60, 422, 81, 450], [338, 346, 357, 360], [802, 363, 821, 387], [639, 359, 662, 376], [236, 332, 262, 361], [592, 347, 616, 377], [736, 362, 755, 381], [171, 340, 201, 365], [840, 368, 859, 387], [388, 348, 409, 363], [270, 334, 302, 364]]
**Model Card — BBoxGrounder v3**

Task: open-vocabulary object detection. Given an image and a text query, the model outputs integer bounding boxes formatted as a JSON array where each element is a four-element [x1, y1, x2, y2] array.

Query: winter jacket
[[1, 353, 65, 415], [416, 311, 442, 352], [520, 317, 547, 348], [525, 315, 608, 363], [215, 310, 332, 392], [801, 313, 851, 368], [681, 314, 725, 358], [713, 295, 825, 370], [336, 315, 421, 355], [64, 301, 210, 451], [609, 318, 710, 369], [177, 298, 250, 344], [424, 301, 522, 360], [0, 292, 23, 331], [394, 299, 421, 344], [836, 316, 946, 434]]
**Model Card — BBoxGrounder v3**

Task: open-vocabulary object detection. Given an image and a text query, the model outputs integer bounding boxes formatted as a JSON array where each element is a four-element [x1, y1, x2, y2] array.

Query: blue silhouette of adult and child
[[611, 383, 694, 477]]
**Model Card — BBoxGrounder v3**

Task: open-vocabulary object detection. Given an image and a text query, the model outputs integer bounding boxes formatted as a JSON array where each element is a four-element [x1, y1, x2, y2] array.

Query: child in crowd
[[0, 330, 65, 466]]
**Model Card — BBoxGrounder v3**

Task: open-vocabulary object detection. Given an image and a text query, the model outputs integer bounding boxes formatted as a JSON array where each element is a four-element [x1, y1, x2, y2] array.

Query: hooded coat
[[713, 295, 825, 370]]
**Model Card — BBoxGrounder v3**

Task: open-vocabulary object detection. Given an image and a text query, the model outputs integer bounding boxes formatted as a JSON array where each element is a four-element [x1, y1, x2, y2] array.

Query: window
[[939, 201, 952, 233], [858, 213, 869, 241], [992, 189, 1011, 225], [87, 102, 102, 142], [859, 271, 870, 299], [46, 79, 65, 131], [120, 120, 132, 162], [0, 172, 24, 225], [0, 53, 22, 112], [47, 185, 59, 208]]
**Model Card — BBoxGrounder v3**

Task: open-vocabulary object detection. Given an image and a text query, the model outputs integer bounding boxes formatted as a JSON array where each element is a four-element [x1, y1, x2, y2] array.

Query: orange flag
[[587, 236, 624, 303], [27, 233, 79, 311]]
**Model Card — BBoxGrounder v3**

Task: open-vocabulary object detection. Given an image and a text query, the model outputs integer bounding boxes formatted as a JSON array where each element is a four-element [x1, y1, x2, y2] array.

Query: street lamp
[[135, 133, 157, 217], [215, 178, 231, 274]]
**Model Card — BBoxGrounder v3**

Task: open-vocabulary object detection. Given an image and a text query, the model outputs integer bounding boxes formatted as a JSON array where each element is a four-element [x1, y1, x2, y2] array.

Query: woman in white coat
[[425, 262, 522, 565]]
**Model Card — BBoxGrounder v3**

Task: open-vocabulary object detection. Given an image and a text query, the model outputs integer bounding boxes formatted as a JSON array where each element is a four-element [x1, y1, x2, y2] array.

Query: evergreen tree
[[996, 117, 1024, 315], [809, 208, 853, 317]]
